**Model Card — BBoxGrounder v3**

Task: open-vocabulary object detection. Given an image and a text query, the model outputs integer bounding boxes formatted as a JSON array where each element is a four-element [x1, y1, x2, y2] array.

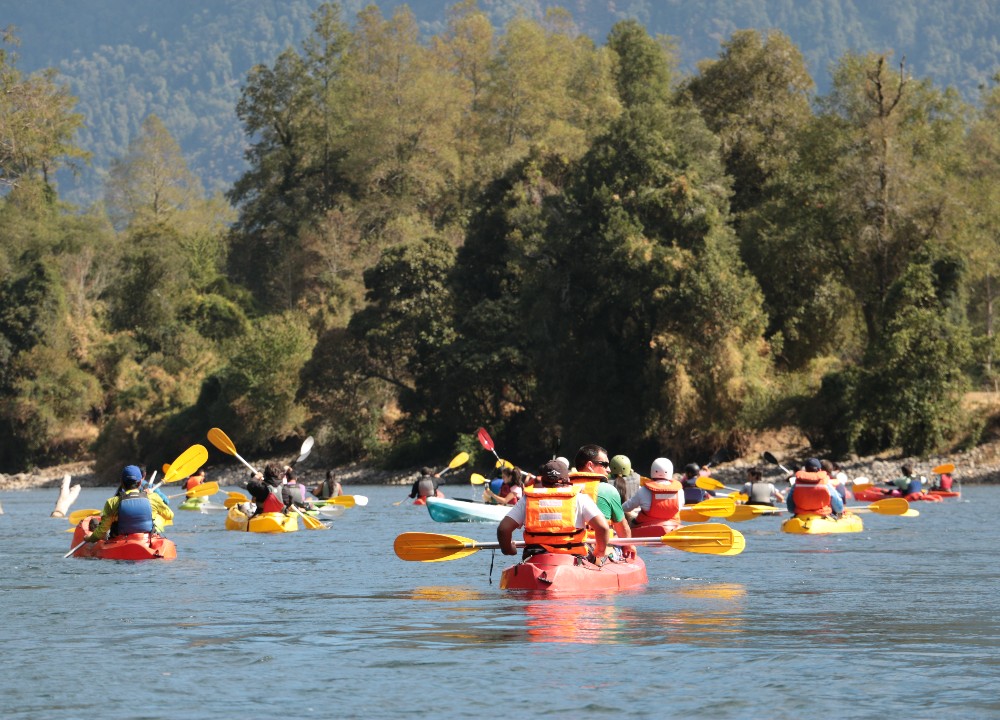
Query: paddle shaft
[[64, 541, 87, 559]]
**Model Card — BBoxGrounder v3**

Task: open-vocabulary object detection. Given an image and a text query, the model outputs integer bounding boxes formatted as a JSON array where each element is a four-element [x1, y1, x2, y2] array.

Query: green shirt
[[595, 482, 625, 523]]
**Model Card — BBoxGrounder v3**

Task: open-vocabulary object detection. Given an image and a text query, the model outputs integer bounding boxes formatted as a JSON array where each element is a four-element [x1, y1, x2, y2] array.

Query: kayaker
[[820, 460, 848, 504], [609, 454, 641, 504], [313, 470, 343, 499], [741, 466, 784, 506], [247, 463, 286, 516], [409, 467, 442, 501], [785, 458, 844, 517], [572, 444, 635, 560], [932, 472, 954, 491], [281, 467, 316, 511], [484, 466, 525, 505], [183, 469, 206, 499], [623, 457, 684, 528], [496, 459, 611, 564], [680, 462, 715, 504], [888, 464, 925, 499], [86, 465, 173, 542]]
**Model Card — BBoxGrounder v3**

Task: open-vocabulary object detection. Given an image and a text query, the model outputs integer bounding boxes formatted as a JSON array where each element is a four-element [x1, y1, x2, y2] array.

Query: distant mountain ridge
[[6, 0, 999, 205]]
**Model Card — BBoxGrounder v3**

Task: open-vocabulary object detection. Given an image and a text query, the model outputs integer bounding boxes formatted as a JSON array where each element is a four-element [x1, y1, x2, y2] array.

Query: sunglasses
[[594, 460, 610, 468]]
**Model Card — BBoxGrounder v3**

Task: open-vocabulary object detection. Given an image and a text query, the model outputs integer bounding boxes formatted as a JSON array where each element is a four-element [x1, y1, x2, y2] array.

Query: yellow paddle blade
[[296, 509, 327, 530], [227, 491, 249, 500], [660, 524, 745, 555], [224, 497, 244, 509], [679, 509, 710, 522], [184, 481, 220, 498], [68, 508, 101, 525], [932, 463, 955, 474], [495, 458, 514, 470], [448, 452, 470, 469], [868, 497, 910, 515], [727, 505, 768, 522], [160, 444, 209, 484], [695, 477, 725, 491], [394, 532, 481, 562], [470, 473, 487, 485], [315, 496, 356, 508], [207, 427, 238, 455], [688, 496, 736, 517]]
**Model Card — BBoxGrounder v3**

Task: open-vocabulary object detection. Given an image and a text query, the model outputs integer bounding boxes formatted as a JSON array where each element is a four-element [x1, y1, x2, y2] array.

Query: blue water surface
[[1, 484, 996, 720]]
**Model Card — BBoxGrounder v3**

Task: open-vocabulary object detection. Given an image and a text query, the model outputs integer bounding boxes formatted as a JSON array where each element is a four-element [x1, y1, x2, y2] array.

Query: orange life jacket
[[793, 470, 832, 515], [184, 476, 204, 493], [636, 479, 683, 524], [523, 486, 587, 555], [569, 473, 602, 504]]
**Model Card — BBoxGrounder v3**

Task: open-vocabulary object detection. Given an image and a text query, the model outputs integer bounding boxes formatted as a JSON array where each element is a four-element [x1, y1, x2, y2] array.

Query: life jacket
[[747, 481, 775, 506], [904, 477, 922, 495], [259, 488, 285, 514], [792, 470, 832, 515], [117, 490, 154, 535], [570, 473, 602, 504], [938, 474, 953, 491], [522, 486, 587, 555], [682, 478, 708, 504], [282, 482, 309, 507], [613, 472, 641, 503], [636, 480, 682, 524], [184, 476, 204, 493], [417, 477, 436, 498]]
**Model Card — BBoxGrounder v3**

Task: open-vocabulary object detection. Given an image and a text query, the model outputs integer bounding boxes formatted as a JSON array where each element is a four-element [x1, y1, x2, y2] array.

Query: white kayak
[[425, 497, 510, 523]]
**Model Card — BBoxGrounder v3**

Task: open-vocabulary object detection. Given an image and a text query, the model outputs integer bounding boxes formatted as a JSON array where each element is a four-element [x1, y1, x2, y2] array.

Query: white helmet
[[650, 458, 673, 480], [555, 457, 570, 471]]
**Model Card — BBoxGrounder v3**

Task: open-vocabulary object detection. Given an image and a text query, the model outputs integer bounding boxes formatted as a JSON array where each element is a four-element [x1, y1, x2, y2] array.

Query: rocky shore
[[3, 440, 1000, 493]]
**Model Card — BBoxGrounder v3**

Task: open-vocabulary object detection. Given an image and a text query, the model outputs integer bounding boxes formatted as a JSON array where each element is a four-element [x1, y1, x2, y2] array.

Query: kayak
[[225, 506, 298, 533], [500, 552, 647, 593], [630, 518, 682, 538], [781, 512, 863, 535], [425, 497, 509, 523], [929, 489, 961, 499], [413, 490, 446, 506], [178, 496, 225, 511], [70, 517, 176, 560], [854, 488, 942, 502]]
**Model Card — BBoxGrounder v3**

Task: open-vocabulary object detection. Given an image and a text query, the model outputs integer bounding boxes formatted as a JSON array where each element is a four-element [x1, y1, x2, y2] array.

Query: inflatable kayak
[[781, 512, 863, 535], [929, 489, 960, 499], [500, 552, 647, 593], [854, 487, 942, 502], [425, 497, 509, 523], [225, 506, 298, 533], [70, 517, 176, 560], [630, 518, 682, 538]]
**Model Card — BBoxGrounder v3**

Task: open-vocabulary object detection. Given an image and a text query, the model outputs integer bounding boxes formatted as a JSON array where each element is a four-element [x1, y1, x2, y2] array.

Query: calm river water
[[1, 483, 997, 719]]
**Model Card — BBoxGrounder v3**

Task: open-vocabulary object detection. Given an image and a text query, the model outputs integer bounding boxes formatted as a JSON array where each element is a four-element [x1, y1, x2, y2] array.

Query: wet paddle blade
[[316, 495, 356, 508], [228, 491, 249, 500], [224, 497, 244, 509], [696, 477, 725, 491], [903, 509, 920, 517], [160, 444, 209, 484], [183, 481, 219, 498], [207, 427, 238, 455], [448, 452, 470, 470], [68, 508, 101, 525], [295, 436, 315, 464], [660, 524, 745, 555], [688, 497, 736, 517], [470, 473, 487, 485], [868, 497, 910, 515], [495, 458, 514, 470], [679, 509, 710, 522], [727, 505, 768, 522]]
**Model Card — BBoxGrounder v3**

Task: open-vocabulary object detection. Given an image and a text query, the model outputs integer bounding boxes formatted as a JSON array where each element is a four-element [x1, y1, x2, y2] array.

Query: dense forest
[[6, 0, 1000, 205], [2, 1, 999, 476]]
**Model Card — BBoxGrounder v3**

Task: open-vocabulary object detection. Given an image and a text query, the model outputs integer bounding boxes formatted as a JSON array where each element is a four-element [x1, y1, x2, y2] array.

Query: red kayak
[[500, 552, 647, 593], [70, 516, 177, 561], [630, 519, 682, 538], [929, 489, 961, 499]]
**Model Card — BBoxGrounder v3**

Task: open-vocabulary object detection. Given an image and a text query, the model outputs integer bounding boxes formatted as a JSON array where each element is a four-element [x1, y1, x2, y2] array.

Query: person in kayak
[[183, 469, 206, 499], [888, 464, 925, 499], [313, 470, 342, 499], [680, 462, 716, 504], [571, 444, 635, 560], [246, 463, 286, 516], [281, 467, 316, 511], [785, 458, 844, 517], [931, 471, 954, 491], [609, 454, 641, 504], [85, 465, 174, 542], [497, 459, 611, 564], [484, 466, 525, 505], [623, 457, 684, 528], [741, 466, 784, 506], [409, 467, 442, 501]]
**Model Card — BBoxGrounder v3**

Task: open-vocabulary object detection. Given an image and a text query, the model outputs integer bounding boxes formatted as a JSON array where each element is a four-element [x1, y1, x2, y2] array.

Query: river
[[2, 485, 996, 719]]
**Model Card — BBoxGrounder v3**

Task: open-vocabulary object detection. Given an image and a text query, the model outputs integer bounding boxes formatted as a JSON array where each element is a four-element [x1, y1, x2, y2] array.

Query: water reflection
[[522, 600, 621, 644]]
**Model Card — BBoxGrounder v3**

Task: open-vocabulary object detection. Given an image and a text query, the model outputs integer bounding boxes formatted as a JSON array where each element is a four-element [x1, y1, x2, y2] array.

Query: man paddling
[[86, 465, 173, 542], [572, 444, 636, 560], [497, 459, 611, 564]]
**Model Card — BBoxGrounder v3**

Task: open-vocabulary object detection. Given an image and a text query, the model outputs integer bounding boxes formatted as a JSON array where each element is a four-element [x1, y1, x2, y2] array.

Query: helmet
[[651, 458, 673, 480], [609, 455, 631, 477], [684, 463, 701, 476]]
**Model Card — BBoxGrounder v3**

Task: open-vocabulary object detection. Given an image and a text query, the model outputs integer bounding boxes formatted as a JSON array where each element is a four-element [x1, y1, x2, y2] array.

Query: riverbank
[[3, 434, 1000, 492]]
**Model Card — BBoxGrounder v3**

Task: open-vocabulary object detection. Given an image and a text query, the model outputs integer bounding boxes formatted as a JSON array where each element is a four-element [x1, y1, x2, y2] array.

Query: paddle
[[159, 444, 210, 484], [932, 463, 955, 475], [67, 508, 102, 526], [762, 451, 793, 476], [64, 541, 87, 559], [438, 451, 470, 476], [224, 497, 244, 509], [166, 481, 220, 500], [291, 436, 314, 467], [686, 496, 736, 517], [228, 491, 249, 500], [727, 504, 780, 522], [470, 473, 487, 486], [208, 427, 325, 530], [476, 427, 504, 467], [314, 495, 368, 508], [393, 523, 746, 562], [845, 497, 911, 515]]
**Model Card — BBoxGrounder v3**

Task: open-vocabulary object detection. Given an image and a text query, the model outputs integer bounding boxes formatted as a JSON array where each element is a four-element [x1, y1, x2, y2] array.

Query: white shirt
[[621, 485, 685, 513], [504, 490, 602, 528]]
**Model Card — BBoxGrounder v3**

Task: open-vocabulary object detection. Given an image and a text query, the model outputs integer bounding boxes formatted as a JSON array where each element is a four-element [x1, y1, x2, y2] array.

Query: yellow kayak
[[225, 506, 298, 533], [781, 512, 863, 535]]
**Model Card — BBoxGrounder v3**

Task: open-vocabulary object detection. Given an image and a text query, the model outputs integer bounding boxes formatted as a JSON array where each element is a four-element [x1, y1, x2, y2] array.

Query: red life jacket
[[636, 479, 683, 524], [260, 490, 285, 514], [522, 486, 587, 555], [793, 470, 832, 515]]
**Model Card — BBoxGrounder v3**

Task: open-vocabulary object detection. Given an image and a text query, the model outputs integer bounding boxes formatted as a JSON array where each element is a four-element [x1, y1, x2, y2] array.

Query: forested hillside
[[5, 0, 1000, 205], [2, 2, 1000, 477]]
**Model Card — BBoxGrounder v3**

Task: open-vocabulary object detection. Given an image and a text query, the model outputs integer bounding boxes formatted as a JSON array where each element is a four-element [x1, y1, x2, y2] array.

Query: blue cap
[[804, 458, 821, 472], [121, 465, 143, 484]]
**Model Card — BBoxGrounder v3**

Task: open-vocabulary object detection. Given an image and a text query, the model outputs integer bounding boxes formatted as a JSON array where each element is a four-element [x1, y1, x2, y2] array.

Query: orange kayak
[[500, 552, 647, 593], [70, 516, 176, 560]]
